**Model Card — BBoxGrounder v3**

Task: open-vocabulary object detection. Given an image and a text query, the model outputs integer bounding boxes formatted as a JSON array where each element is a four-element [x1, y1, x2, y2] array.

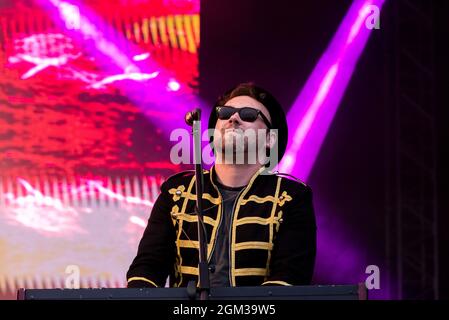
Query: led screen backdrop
[[0, 0, 199, 298]]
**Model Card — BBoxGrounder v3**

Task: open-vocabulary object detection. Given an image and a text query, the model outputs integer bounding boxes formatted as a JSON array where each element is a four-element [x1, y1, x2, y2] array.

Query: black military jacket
[[127, 165, 316, 288]]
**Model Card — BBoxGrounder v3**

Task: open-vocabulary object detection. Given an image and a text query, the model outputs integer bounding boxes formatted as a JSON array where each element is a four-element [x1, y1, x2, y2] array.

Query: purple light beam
[[277, 0, 389, 299], [278, 0, 386, 181]]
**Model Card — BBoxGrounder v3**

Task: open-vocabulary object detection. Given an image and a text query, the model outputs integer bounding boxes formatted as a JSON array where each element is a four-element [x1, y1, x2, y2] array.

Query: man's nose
[[228, 111, 242, 124]]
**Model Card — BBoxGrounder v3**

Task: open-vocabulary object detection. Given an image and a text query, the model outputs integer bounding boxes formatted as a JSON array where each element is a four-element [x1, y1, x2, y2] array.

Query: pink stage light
[[43, 0, 202, 130], [2, 178, 154, 235], [278, 0, 385, 181]]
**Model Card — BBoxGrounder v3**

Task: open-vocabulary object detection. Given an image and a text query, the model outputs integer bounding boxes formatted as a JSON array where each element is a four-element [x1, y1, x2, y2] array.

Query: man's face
[[213, 95, 273, 164]]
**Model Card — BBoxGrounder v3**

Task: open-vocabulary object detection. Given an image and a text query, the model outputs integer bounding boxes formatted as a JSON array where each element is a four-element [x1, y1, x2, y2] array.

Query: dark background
[[200, 0, 448, 299]]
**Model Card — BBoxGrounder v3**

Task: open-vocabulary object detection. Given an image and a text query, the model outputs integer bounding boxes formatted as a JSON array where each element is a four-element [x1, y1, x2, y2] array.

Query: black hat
[[208, 82, 288, 165]]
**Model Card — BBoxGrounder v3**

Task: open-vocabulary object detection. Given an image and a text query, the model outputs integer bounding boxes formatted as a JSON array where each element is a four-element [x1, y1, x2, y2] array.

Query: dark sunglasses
[[216, 106, 272, 128]]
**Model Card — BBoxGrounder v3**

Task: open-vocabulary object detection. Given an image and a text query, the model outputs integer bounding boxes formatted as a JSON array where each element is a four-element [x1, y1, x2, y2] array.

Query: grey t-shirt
[[208, 183, 244, 287]]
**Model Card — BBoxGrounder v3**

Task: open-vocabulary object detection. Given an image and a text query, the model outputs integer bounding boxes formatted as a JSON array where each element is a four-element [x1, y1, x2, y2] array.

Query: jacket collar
[[208, 165, 267, 197]]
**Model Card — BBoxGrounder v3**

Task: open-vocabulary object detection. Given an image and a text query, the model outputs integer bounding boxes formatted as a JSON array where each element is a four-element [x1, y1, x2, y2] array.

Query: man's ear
[[266, 130, 277, 149]]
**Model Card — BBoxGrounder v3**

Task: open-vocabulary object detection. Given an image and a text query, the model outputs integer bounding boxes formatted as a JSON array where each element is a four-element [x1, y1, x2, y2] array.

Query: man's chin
[[223, 131, 243, 141], [222, 146, 245, 154]]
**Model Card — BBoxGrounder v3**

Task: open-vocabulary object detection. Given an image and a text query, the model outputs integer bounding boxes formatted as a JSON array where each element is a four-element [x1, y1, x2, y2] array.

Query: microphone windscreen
[[185, 109, 201, 126]]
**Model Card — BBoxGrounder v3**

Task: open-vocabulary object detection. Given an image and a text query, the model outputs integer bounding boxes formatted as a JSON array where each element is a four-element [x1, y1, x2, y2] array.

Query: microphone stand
[[185, 109, 210, 300]]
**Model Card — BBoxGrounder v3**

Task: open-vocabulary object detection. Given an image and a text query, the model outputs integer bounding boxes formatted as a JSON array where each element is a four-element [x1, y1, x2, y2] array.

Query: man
[[127, 82, 316, 288]]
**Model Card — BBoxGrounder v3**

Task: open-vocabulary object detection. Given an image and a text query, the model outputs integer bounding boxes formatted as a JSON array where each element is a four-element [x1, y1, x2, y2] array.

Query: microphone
[[185, 108, 201, 126]]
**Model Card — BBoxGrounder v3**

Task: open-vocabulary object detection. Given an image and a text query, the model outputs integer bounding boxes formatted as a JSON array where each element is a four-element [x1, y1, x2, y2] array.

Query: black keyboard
[[18, 284, 366, 300]]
